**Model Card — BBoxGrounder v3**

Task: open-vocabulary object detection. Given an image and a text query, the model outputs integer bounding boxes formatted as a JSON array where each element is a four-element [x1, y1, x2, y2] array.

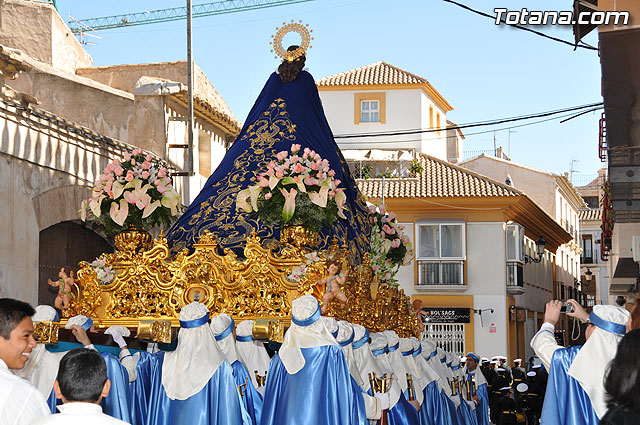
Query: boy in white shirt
[[0, 298, 50, 425], [31, 348, 130, 425]]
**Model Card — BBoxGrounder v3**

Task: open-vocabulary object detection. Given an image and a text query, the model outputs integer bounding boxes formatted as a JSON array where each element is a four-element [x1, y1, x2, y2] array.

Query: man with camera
[[530, 299, 629, 425]]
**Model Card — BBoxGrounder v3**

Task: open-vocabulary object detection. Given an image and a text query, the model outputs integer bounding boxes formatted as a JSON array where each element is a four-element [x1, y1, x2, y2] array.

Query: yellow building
[[357, 153, 571, 363]]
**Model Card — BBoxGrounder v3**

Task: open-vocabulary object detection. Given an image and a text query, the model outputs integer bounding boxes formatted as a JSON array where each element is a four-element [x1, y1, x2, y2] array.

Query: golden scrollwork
[[64, 226, 418, 338], [33, 321, 59, 344], [136, 320, 172, 343]]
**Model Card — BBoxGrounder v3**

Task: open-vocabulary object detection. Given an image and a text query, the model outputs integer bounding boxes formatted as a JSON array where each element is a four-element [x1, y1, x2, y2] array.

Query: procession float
[[36, 22, 420, 348]]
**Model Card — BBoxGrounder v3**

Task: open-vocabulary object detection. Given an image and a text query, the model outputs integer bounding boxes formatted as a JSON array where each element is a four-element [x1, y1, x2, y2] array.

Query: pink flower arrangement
[[80, 148, 182, 235], [369, 204, 414, 287], [235, 145, 347, 232]]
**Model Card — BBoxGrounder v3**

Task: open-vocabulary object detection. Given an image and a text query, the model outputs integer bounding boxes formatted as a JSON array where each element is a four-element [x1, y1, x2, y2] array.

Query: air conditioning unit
[[633, 235, 640, 262]]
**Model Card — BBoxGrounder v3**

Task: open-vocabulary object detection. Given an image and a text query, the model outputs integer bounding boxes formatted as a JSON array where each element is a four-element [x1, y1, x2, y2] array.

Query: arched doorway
[[38, 221, 113, 307]]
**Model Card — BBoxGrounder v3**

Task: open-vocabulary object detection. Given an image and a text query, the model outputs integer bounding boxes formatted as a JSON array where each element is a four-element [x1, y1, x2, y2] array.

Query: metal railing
[[422, 323, 465, 357], [417, 260, 464, 286]]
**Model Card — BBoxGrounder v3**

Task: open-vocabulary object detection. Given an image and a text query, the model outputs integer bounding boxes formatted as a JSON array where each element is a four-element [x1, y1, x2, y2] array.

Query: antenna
[[569, 158, 580, 182]]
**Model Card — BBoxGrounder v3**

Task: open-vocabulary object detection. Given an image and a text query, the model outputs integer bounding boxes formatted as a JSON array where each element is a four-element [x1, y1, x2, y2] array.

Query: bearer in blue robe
[[17, 310, 131, 422], [531, 300, 629, 425], [210, 314, 262, 425], [130, 302, 250, 425], [336, 320, 389, 422], [367, 332, 420, 425], [463, 352, 490, 425], [450, 356, 477, 425], [414, 339, 451, 425], [260, 295, 368, 425], [235, 320, 270, 394], [383, 332, 417, 409]]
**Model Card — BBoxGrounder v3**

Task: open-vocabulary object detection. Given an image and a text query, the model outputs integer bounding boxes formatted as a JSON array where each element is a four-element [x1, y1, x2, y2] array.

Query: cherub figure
[[47, 266, 74, 310], [318, 260, 348, 313], [412, 299, 429, 333]]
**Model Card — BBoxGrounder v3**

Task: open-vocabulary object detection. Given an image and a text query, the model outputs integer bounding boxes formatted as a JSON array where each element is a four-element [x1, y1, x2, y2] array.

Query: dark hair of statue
[[278, 45, 306, 83], [0, 298, 35, 339], [57, 348, 108, 402], [604, 328, 640, 410]]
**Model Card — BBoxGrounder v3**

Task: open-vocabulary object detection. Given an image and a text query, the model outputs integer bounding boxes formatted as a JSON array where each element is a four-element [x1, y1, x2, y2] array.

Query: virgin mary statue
[[167, 42, 372, 259]]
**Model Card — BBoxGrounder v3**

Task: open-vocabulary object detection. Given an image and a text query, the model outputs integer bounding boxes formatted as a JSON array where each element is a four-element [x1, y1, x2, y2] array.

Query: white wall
[[473, 294, 508, 359], [318, 88, 448, 161], [466, 222, 507, 296]]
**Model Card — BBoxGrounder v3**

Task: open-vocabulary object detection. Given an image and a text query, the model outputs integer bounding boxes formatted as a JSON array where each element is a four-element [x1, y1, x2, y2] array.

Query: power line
[[442, 0, 598, 51], [337, 107, 603, 145], [333, 102, 603, 139]]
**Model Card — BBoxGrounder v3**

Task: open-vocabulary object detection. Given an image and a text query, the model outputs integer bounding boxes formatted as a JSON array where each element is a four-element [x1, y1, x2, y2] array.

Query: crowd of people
[[1, 295, 639, 425]]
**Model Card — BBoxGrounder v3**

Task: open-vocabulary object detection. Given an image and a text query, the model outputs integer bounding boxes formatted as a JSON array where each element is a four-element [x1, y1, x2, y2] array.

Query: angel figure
[[47, 266, 74, 311], [318, 260, 348, 313]]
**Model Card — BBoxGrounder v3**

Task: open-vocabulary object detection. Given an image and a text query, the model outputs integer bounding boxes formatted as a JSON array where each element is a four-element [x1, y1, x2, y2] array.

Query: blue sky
[[58, 0, 604, 182]]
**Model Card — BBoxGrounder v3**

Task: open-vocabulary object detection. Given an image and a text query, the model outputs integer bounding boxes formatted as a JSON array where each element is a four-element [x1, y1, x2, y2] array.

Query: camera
[[560, 302, 574, 313]]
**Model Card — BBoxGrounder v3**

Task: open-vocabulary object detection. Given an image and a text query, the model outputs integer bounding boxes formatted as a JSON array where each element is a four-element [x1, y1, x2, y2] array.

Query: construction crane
[[67, 0, 314, 34]]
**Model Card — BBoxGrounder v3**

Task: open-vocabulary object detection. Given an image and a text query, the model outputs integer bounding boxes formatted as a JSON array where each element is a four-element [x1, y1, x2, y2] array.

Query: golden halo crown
[[270, 20, 313, 62]]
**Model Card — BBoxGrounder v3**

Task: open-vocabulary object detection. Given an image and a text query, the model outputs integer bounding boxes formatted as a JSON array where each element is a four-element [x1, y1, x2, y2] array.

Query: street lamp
[[585, 268, 593, 277], [524, 237, 546, 264]]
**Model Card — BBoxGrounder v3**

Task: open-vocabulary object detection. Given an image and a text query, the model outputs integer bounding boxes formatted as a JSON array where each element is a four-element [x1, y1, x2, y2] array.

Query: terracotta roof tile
[[316, 61, 431, 87], [356, 153, 522, 198], [579, 208, 602, 221]]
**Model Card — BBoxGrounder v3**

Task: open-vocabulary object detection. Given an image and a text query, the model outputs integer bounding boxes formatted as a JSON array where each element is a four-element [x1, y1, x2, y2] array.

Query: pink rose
[[388, 212, 397, 220], [125, 173, 134, 182], [267, 161, 276, 169], [379, 205, 386, 215], [368, 205, 377, 213], [265, 193, 272, 200], [142, 161, 151, 170], [328, 190, 335, 197], [277, 151, 288, 161], [141, 171, 150, 179], [123, 152, 131, 161], [276, 169, 284, 178], [158, 168, 167, 178], [382, 224, 395, 235], [259, 179, 270, 188], [154, 180, 161, 186], [290, 155, 299, 163], [291, 144, 301, 153], [145, 154, 153, 162], [283, 162, 290, 170], [311, 163, 318, 170], [302, 152, 308, 160], [328, 169, 336, 177], [385, 272, 391, 280], [334, 179, 341, 187], [294, 163, 304, 173], [266, 168, 274, 177]]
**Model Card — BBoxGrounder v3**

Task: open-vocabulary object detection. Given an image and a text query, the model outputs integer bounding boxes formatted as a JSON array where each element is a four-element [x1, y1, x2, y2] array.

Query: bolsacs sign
[[421, 307, 471, 324]]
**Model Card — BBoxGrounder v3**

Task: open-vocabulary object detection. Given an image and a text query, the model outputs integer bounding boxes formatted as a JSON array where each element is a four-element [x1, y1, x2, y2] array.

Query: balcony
[[415, 260, 467, 292], [506, 262, 525, 295]]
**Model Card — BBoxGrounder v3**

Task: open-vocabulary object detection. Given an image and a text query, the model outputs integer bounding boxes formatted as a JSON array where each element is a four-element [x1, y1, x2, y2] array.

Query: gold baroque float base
[[63, 228, 418, 338]]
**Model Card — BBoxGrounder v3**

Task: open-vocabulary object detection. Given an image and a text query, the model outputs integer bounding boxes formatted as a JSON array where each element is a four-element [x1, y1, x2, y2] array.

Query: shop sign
[[421, 307, 470, 323]]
